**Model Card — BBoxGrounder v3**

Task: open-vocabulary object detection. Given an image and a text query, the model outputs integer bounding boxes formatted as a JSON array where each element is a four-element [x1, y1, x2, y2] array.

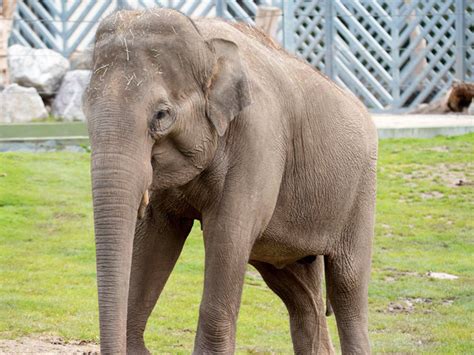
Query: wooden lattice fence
[[466, 0, 474, 80], [285, 0, 473, 111], [8, 1, 280, 57], [5, 0, 474, 112]]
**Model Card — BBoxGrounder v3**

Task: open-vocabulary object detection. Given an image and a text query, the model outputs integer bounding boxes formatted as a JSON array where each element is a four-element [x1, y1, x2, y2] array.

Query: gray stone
[[0, 84, 48, 123], [8, 44, 70, 95], [52, 70, 91, 121], [69, 46, 93, 70]]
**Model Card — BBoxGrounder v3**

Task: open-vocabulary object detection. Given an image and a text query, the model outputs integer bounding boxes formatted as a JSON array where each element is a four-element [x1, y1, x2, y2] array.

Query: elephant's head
[[83, 9, 250, 353]]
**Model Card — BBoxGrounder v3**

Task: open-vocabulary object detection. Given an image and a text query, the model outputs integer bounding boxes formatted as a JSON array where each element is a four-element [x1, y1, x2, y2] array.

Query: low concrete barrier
[[374, 114, 474, 139], [0, 114, 472, 152], [0, 122, 88, 152]]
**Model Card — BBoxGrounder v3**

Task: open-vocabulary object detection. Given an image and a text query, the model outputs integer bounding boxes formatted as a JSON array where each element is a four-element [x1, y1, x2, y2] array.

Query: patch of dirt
[[399, 162, 473, 187], [379, 223, 394, 238], [455, 179, 474, 187], [382, 267, 421, 280], [442, 298, 455, 306], [0, 336, 98, 354], [385, 300, 415, 314], [241, 345, 282, 354], [427, 146, 450, 152], [53, 211, 87, 220], [406, 297, 433, 305], [382, 298, 433, 314], [420, 191, 444, 199]]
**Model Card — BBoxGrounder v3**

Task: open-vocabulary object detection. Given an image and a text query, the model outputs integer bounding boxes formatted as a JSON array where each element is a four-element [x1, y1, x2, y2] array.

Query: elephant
[[84, 8, 378, 355]]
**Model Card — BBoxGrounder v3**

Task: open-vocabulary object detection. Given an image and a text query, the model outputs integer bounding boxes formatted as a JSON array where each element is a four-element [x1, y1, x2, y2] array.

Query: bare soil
[[0, 336, 98, 354], [401, 162, 472, 187]]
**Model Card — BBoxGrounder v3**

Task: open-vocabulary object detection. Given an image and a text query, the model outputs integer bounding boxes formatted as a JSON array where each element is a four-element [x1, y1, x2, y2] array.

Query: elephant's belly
[[250, 237, 315, 268], [250, 185, 353, 268], [250, 222, 333, 268], [251, 151, 365, 267]]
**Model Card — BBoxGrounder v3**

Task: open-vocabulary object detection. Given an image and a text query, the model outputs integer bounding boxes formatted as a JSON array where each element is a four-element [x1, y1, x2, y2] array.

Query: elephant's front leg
[[126, 208, 193, 354], [193, 218, 254, 354]]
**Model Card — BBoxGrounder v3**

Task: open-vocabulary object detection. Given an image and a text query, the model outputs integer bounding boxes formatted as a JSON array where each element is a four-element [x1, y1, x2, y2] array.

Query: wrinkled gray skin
[[85, 8, 377, 355]]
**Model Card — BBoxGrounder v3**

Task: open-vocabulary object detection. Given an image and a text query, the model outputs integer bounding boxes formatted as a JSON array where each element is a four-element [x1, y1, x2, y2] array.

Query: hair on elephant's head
[[83, 8, 250, 353]]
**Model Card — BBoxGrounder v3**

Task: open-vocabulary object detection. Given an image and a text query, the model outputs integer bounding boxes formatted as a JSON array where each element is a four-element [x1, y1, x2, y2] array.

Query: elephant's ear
[[205, 38, 251, 136]]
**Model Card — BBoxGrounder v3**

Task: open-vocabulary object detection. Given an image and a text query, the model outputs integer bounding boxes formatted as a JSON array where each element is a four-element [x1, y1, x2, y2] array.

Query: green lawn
[[0, 134, 473, 353]]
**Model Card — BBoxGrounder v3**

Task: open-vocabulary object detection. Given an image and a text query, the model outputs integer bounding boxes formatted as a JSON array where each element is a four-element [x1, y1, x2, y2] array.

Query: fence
[[5, 0, 474, 112], [285, 0, 474, 111], [9, 1, 280, 56]]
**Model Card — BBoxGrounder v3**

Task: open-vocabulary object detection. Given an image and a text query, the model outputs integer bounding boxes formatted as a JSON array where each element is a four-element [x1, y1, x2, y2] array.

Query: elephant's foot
[[318, 337, 336, 355], [126, 336, 150, 355], [126, 343, 150, 355]]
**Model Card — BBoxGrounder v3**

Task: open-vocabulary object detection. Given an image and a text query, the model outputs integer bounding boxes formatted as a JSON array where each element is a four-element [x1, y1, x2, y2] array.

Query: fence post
[[216, 0, 226, 18], [391, 1, 401, 109], [455, 0, 466, 81], [61, 1, 67, 57], [117, 0, 128, 10], [255, 6, 282, 40], [282, 0, 295, 53], [324, 0, 335, 80]]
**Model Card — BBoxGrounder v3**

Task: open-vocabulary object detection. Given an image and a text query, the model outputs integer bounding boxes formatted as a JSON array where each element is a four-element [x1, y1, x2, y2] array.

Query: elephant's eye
[[150, 108, 175, 137], [155, 110, 168, 120]]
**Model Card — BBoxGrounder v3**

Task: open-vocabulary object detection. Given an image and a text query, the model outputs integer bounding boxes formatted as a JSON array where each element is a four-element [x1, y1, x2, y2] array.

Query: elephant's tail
[[324, 255, 334, 317]]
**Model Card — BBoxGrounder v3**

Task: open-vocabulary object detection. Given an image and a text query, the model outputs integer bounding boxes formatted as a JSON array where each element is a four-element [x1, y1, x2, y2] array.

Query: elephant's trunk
[[91, 150, 150, 354]]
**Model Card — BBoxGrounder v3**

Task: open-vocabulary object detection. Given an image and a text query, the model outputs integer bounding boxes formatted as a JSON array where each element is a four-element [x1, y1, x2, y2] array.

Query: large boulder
[[52, 70, 91, 121], [69, 46, 93, 70], [0, 84, 48, 123], [8, 44, 70, 95]]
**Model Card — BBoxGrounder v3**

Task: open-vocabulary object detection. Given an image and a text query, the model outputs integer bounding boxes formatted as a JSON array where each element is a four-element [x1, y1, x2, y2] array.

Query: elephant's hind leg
[[126, 209, 193, 354], [325, 187, 375, 355], [252, 258, 335, 355]]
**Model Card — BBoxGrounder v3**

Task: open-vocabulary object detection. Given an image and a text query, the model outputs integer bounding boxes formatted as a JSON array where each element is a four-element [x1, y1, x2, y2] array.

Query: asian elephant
[[84, 8, 377, 355]]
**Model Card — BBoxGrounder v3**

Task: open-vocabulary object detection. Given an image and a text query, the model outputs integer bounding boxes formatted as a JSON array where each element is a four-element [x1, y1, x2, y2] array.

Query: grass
[[31, 115, 64, 123], [0, 134, 473, 353]]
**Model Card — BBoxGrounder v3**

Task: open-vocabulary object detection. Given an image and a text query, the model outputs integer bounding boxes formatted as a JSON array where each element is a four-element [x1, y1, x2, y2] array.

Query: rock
[[426, 272, 459, 280], [442, 299, 454, 306], [468, 99, 474, 115], [8, 45, 70, 95], [387, 301, 414, 313], [69, 46, 93, 70], [52, 70, 91, 121], [0, 84, 48, 123]]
